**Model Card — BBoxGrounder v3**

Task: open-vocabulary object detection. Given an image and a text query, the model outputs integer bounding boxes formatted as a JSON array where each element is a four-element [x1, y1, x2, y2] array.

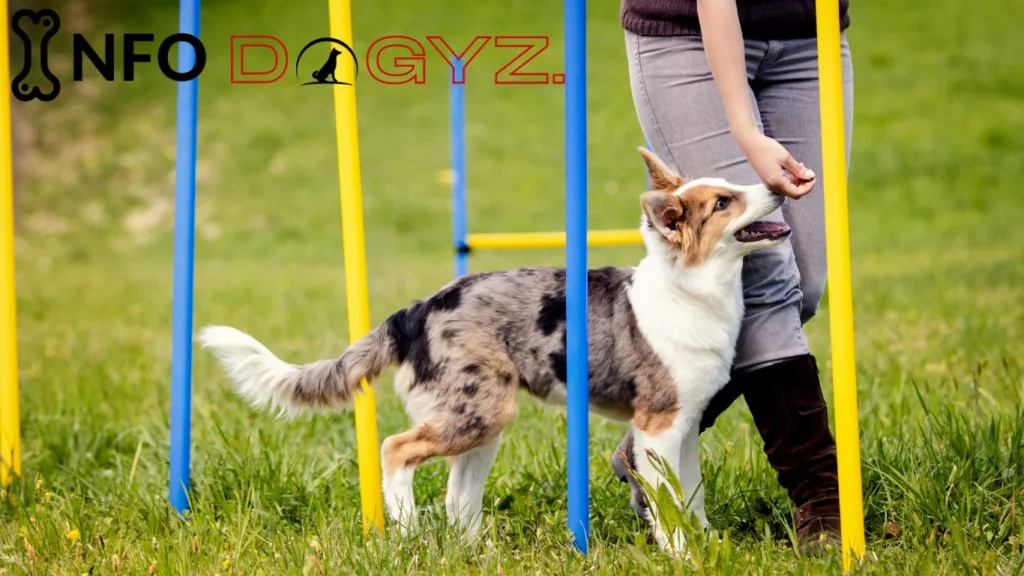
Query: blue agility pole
[[169, 0, 200, 515], [450, 58, 469, 278], [564, 0, 589, 554]]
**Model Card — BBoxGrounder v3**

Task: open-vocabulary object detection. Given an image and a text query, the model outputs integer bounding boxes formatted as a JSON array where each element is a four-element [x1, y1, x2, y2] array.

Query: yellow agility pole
[[466, 229, 642, 251], [328, 0, 384, 533], [0, 0, 20, 486], [815, 0, 865, 569]]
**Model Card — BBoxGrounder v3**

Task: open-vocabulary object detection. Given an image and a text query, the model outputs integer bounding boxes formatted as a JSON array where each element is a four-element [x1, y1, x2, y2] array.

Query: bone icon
[[11, 9, 62, 102]]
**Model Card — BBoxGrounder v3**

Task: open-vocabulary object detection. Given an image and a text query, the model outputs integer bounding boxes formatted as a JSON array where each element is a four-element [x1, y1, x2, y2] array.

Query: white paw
[[655, 526, 688, 557], [446, 511, 483, 541], [393, 510, 418, 536], [384, 494, 418, 535]]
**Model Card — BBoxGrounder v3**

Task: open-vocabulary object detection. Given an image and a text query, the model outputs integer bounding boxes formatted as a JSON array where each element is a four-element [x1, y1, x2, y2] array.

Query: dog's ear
[[638, 147, 685, 191], [641, 191, 684, 236]]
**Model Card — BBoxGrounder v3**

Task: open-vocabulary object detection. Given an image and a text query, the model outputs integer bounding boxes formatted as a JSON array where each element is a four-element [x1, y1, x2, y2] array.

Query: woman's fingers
[[775, 180, 805, 198], [776, 155, 816, 198], [786, 168, 817, 196], [768, 173, 810, 199], [783, 155, 816, 181], [789, 179, 815, 197], [745, 135, 816, 198]]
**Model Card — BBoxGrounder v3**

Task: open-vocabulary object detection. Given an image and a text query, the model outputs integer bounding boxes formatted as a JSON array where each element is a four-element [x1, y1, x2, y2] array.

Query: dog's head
[[637, 148, 791, 269]]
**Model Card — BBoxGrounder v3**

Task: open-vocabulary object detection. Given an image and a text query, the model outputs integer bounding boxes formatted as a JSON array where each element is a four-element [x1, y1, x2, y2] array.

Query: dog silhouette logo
[[11, 8, 61, 102], [295, 37, 359, 86]]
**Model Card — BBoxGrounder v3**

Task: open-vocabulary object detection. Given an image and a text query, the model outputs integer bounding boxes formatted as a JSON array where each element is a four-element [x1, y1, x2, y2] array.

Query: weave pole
[[465, 229, 639, 250], [0, 0, 20, 487], [328, 0, 385, 534], [168, 0, 200, 514], [564, 0, 589, 554], [450, 59, 468, 278], [814, 0, 865, 569]]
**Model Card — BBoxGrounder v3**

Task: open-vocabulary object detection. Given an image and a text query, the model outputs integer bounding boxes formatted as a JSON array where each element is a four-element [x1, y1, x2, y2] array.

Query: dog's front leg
[[677, 424, 708, 528], [631, 415, 689, 555]]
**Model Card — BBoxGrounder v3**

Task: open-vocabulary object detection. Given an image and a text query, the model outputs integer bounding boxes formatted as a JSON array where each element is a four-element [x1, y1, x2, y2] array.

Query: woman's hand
[[735, 129, 817, 198], [696, 0, 816, 199]]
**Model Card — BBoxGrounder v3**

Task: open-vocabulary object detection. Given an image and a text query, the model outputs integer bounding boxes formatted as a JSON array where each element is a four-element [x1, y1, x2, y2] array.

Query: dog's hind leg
[[445, 433, 502, 539], [383, 387, 514, 538], [381, 425, 445, 535]]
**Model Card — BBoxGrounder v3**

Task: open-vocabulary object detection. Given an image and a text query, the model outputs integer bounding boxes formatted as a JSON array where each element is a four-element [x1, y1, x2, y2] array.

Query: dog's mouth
[[735, 221, 792, 243]]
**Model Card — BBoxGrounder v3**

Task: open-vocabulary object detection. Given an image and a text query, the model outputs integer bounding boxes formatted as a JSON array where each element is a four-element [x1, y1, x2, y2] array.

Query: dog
[[311, 48, 342, 83], [197, 147, 792, 553]]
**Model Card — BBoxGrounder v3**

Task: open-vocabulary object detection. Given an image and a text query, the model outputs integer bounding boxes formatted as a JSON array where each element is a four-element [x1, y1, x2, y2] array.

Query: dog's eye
[[714, 197, 731, 211]]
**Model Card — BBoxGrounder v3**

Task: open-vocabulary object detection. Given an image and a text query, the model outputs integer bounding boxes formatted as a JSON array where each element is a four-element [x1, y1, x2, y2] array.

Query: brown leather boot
[[740, 354, 841, 555], [611, 354, 841, 554]]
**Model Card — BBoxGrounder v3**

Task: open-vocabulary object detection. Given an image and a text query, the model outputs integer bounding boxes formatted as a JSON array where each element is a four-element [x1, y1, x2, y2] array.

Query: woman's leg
[[753, 35, 855, 325], [614, 30, 850, 552], [736, 33, 854, 552]]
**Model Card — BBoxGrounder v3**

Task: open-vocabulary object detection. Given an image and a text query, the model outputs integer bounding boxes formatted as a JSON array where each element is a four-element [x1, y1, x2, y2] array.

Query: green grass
[[3, 0, 1023, 573]]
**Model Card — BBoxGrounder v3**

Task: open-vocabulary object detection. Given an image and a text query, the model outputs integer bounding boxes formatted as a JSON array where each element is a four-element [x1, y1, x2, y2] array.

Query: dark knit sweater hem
[[620, 2, 850, 40]]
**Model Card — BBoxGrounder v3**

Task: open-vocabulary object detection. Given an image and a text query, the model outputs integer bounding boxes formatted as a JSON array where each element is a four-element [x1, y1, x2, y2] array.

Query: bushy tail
[[197, 324, 396, 417]]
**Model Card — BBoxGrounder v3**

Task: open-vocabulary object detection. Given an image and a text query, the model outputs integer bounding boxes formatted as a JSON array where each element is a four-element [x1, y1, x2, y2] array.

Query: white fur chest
[[627, 258, 745, 414]]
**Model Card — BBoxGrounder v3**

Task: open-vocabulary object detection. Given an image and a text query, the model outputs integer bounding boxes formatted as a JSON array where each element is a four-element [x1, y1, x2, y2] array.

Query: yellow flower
[[66, 529, 80, 542], [222, 558, 231, 569]]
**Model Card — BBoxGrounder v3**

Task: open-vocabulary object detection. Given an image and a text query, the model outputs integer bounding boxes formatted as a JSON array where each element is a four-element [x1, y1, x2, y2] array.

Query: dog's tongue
[[736, 221, 791, 242], [744, 221, 789, 234]]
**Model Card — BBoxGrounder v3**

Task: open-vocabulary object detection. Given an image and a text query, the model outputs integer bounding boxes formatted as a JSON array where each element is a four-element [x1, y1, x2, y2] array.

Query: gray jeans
[[625, 31, 854, 371]]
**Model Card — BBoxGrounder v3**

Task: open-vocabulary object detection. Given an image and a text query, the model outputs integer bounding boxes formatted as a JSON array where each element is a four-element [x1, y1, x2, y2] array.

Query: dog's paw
[[654, 526, 688, 558], [449, 516, 484, 542]]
